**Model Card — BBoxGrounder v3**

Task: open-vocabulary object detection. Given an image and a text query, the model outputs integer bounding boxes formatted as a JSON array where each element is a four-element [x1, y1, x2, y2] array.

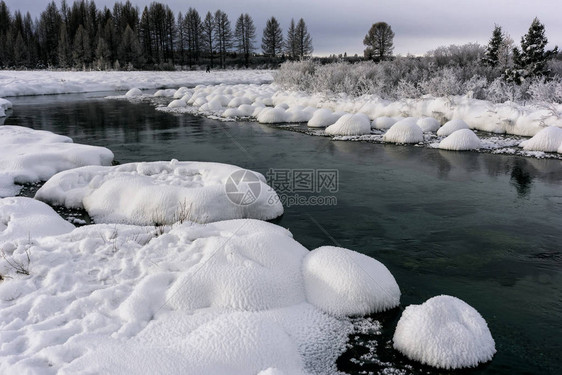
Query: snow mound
[[519, 126, 562, 152], [437, 119, 470, 137], [307, 108, 339, 128], [0, 126, 114, 197], [35, 161, 283, 225], [325, 114, 371, 136], [168, 99, 187, 108], [173, 87, 190, 99], [153, 89, 176, 97], [228, 96, 253, 108], [438, 129, 482, 151], [383, 118, 424, 144], [0, 98, 12, 111], [372, 116, 397, 130], [125, 88, 142, 97], [0, 197, 75, 243], [417, 117, 441, 132], [393, 295, 496, 369], [257, 107, 288, 124], [302, 246, 400, 317]]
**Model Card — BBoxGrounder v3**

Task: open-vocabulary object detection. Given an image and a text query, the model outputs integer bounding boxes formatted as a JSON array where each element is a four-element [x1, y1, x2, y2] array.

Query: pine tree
[[511, 17, 558, 81], [201, 11, 215, 68], [184, 7, 201, 67], [72, 24, 91, 68], [57, 23, 71, 68], [38, 1, 62, 67], [295, 18, 312, 59], [234, 14, 256, 68], [285, 18, 297, 60], [214, 10, 232, 69], [176, 12, 185, 66], [363, 22, 394, 62], [483, 25, 503, 68], [261, 17, 283, 57], [118, 24, 143, 69]]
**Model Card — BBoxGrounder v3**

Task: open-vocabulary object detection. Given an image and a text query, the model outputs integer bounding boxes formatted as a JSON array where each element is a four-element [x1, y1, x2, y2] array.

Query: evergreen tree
[[176, 12, 185, 66], [118, 24, 143, 69], [234, 13, 256, 68], [12, 32, 25, 66], [57, 22, 71, 68], [94, 23, 111, 70], [139, 6, 152, 64], [72, 24, 91, 68], [295, 18, 312, 59], [38, 1, 61, 67], [184, 7, 201, 67], [201, 11, 215, 67], [511, 17, 558, 81], [363, 22, 394, 62], [261, 16, 283, 57], [285, 19, 297, 60], [214, 10, 232, 69], [483, 25, 503, 68]]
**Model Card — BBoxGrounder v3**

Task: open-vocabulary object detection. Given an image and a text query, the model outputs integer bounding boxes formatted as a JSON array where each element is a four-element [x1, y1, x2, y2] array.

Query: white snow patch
[[167, 99, 187, 108], [125, 88, 143, 97], [417, 117, 441, 132], [438, 129, 482, 151], [437, 119, 470, 137], [372, 116, 398, 130], [393, 295, 496, 369], [519, 126, 562, 153], [383, 118, 424, 144], [302, 246, 400, 317], [0, 97, 12, 110], [325, 114, 371, 136], [257, 107, 288, 124], [35, 161, 283, 225], [307, 109, 340, 128], [0, 126, 114, 197]]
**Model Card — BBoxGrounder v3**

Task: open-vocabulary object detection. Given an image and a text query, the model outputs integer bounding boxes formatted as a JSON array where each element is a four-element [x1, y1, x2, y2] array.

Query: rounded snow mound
[[438, 129, 482, 151], [153, 89, 176, 97], [325, 114, 371, 136], [519, 126, 562, 152], [0, 97, 12, 112], [372, 116, 397, 130], [437, 119, 470, 137], [308, 109, 340, 128], [173, 87, 190, 99], [228, 96, 253, 108], [167, 99, 187, 108], [35, 161, 283, 225], [302, 246, 400, 317], [417, 117, 441, 132], [125, 88, 142, 97], [383, 118, 424, 144], [393, 295, 496, 369], [257, 107, 288, 124]]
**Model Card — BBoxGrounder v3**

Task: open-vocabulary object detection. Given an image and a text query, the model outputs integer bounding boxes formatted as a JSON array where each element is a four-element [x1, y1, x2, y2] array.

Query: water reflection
[[510, 161, 533, 197]]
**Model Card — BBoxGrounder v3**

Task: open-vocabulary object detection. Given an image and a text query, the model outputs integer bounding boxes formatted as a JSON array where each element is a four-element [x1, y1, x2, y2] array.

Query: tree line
[[0, 0, 314, 70]]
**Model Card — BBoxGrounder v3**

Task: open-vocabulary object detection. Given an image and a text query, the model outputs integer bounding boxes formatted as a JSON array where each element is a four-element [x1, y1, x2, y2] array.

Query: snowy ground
[[0, 70, 273, 97]]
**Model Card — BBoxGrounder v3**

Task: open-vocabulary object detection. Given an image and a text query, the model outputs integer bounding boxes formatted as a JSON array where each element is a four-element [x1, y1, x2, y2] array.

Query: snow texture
[[438, 129, 482, 151], [0, 70, 274, 97], [257, 107, 288, 123], [417, 117, 441, 132], [302, 246, 401, 317], [325, 114, 371, 136], [436, 119, 470, 137], [372, 116, 398, 130], [35, 161, 283, 225], [393, 295, 496, 369], [308, 109, 340, 128], [125, 88, 143, 97], [0, 98, 12, 110], [383, 118, 424, 144], [0, 197, 74, 243], [519, 126, 562, 152], [0, 217, 354, 374], [0, 126, 114, 197]]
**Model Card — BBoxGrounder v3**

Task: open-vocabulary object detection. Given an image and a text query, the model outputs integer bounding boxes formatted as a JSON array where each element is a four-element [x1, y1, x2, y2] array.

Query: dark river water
[[4, 93, 562, 374]]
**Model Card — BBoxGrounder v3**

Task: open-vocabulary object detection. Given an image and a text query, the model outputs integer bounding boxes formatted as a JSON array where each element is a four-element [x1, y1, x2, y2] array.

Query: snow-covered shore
[[0, 70, 273, 97]]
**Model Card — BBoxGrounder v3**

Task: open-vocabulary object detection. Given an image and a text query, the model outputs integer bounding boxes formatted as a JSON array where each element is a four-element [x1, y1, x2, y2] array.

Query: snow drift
[[438, 129, 482, 151], [393, 295, 496, 369], [35, 160, 283, 224], [383, 118, 424, 144], [519, 126, 562, 153], [325, 114, 371, 136], [436, 119, 470, 137], [0, 126, 114, 197]]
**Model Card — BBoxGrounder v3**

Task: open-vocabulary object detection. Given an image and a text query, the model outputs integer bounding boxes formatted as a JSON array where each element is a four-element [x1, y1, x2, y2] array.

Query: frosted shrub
[[527, 77, 562, 103]]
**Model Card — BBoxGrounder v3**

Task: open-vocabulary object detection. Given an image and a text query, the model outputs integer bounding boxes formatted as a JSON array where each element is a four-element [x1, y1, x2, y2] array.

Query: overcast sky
[[4, 0, 561, 56]]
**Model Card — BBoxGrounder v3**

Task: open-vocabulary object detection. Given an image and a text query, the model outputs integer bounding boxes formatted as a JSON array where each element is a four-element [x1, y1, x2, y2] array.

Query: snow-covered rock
[[125, 88, 143, 97], [438, 129, 482, 151], [383, 118, 424, 144], [519, 126, 562, 153], [257, 107, 288, 124], [437, 119, 470, 137], [228, 96, 253, 108], [308, 109, 340, 128], [173, 87, 190, 99], [35, 161, 283, 225], [325, 114, 371, 136], [154, 89, 178, 97], [372, 116, 397, 130], [167, 99, 187, 108], [0, 97, 12, 111], [0, 197, 75, 243], [0, 126, 114, 197], [302, 246, 400, 317], [417, 117, 441, 132], [393, 295, 496, 369]]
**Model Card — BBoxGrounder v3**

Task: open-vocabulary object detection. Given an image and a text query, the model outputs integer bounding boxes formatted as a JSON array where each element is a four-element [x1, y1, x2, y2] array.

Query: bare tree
[[184, 7, 201, 68], [261, 16, 283, 57], [363, 22, 394, 62], [234, 13, 256, 68]]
